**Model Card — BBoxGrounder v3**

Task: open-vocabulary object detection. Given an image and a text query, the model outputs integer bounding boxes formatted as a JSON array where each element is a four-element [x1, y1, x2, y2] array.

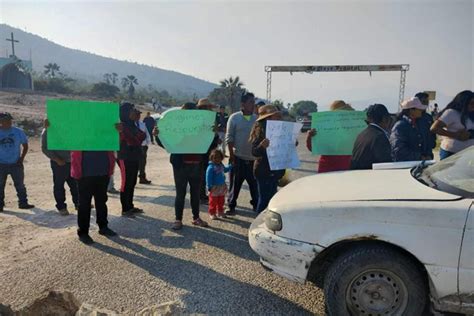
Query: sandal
[[192, 218, 209, 227], [172, 220, 183, 230]]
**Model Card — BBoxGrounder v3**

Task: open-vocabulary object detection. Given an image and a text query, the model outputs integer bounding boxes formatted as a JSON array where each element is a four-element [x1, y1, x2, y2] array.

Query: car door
[[459, 201, 474, 311]]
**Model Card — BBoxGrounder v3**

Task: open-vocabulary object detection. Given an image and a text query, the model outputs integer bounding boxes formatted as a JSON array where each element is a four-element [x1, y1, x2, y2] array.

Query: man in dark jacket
[[415, 92, 436, 159], [351, 104, 392, 170], [118, 102, 146, 217], [143, 112, 156, 144]]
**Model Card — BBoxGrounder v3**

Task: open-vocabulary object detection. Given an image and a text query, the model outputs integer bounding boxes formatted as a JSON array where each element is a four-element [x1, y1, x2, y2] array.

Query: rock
[[136, 302, 181, 316], [16, 290, 81, 316], [75, 303, 119, 316], [0, 303, 15, 316]]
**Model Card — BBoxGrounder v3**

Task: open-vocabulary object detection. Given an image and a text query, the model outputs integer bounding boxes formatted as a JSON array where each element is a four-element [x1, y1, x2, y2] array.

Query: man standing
[[216, 105, 229, 156], [143, 112, 156, 145], [351, 104, 393, 170], [137, 110, 152, 184], [415, 92, 436, 160], [41, 123, 78, 215], [225, 92, 258, 215], [0, 112, 34, 212]]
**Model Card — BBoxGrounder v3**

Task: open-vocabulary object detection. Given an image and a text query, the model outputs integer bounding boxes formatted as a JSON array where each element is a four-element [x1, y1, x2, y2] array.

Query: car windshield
[[413, 146, 474, 198]]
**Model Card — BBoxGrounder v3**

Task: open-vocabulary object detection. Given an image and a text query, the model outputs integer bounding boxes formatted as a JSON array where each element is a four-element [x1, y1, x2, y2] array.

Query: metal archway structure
[[265, 64, 409, 107]]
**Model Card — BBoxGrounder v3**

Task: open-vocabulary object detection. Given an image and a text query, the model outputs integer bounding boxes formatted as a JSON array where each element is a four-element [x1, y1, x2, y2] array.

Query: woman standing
[[430, 90, 474, 160], [390, 98, 427, 161], [306, 100, 354, 173], [250, 105, 286, 213]]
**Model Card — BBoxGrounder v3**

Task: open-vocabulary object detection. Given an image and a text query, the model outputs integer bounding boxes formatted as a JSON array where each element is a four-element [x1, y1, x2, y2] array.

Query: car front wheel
[[324, 244, 427, 316]]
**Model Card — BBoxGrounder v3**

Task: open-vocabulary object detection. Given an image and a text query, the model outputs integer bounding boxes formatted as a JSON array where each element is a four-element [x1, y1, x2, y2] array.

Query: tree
[[111, 72, 118, 85], [121, 75, 138, 98], [273, 99, 284, 109], [91, 82, 120, 98], [290, 100, 318, 117], [103, 73, 112, 84], [218, 76, 246, 112], [44, 63, 60, 78]]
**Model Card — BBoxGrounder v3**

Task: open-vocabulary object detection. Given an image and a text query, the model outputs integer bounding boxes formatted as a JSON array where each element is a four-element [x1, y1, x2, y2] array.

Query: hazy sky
[[1, 0, 473, 111]]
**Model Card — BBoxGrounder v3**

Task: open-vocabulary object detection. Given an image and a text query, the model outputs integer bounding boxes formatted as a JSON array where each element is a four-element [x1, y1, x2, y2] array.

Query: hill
[[0, 24, 217, 97]]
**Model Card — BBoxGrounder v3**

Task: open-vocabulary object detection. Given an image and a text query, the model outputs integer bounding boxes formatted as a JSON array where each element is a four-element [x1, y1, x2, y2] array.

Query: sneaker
[[192, 218, 209, 227], [99, 227, 118, 237], [18, 203, 35, 209], [131, 207, 144, 213], [139, 179, 152, 185], [58, 208, 69, 216], [217, 213, 227, 219], [78, 234, 94, 245], [121, 210, 135, 218], [172, 220, 183, 230], [209, 215, 217, 220], [225, 207, 236, 216], [107, 188, 119, 194]]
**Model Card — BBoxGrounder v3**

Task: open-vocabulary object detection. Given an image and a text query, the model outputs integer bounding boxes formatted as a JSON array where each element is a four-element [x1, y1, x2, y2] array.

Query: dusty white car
[[249, 146, 474, 315]]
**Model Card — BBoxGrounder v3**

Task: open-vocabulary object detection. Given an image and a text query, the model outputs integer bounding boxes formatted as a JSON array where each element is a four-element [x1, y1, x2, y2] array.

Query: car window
[[417, 146, 474, 197]]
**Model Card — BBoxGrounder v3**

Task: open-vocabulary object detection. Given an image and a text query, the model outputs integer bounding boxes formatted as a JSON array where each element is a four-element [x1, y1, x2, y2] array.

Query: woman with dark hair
[[430, 90, 474, 160], [250, 105, 286, 213], [390, 98, 427, 161]]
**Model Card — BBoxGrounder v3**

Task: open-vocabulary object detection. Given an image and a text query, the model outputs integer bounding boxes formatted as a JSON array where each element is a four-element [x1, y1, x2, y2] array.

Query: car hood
[[269, 169, 461, 210]]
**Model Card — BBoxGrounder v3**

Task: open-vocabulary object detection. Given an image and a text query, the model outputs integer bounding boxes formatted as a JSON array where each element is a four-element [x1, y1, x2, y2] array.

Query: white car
[[249, 146, 474, 315]]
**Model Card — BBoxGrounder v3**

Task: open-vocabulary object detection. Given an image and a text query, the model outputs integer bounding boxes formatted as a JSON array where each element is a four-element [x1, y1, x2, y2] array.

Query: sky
[[1, 0, 473, 112]]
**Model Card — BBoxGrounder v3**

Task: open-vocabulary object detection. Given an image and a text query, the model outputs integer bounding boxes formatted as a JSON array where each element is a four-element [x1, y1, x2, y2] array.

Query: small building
[[0, 56, 33, 90]]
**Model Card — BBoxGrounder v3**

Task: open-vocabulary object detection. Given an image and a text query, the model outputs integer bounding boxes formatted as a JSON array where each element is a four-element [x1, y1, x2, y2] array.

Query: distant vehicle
[[249, 147, 474, 315], [297, 116, 312, 132]]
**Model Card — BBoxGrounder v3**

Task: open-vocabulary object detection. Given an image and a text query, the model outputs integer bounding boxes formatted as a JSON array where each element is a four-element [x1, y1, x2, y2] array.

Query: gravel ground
[[0, 133, 325, 314]]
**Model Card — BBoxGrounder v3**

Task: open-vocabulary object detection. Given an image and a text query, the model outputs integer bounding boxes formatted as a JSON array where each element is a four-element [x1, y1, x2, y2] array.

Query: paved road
[[0, 134, 325, 314]]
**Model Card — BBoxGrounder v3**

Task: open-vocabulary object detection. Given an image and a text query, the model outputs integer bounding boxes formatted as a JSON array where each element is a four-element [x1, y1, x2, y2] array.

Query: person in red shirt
[[306, 100, 354, 173]]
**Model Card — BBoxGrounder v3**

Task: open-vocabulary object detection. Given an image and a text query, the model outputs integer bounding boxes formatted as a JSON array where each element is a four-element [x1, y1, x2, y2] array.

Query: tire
[[324, 244, 427, 316]]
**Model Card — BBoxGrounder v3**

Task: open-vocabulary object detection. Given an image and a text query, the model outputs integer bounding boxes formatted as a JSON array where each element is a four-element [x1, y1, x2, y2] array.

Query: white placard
[[266, 121, 303, 171]]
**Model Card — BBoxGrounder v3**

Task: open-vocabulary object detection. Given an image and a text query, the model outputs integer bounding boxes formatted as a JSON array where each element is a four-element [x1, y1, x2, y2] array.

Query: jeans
[[256, 176, 279, 213], [439, 148, 454, 160], [119, 160, 139, 213], [77, 175, 109, 235], [173, 163, 201, 221], [51, 161, 78, 210], [138, 146, 148, 179], [0, 163, 28, 207], [227, 156, 258, 210]]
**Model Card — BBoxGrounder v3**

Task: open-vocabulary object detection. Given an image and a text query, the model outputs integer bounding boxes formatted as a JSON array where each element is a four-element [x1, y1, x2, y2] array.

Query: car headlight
[[265, 211, 282, 232]]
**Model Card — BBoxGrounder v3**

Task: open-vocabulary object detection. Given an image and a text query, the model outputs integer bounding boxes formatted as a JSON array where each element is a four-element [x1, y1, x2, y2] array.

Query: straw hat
[[329, 100, 354, 111], [400, 97, 428, 110], [257, 104, 281, 121], [197, 98, 214, 109]]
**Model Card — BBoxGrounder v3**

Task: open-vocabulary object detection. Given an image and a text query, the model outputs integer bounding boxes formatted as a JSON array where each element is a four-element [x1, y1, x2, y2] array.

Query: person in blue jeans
[[250, 105, 285, 213], [0, 112, 34, 212]]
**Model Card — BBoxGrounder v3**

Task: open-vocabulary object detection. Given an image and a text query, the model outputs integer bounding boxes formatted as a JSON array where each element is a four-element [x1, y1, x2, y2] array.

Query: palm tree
[[219, 76, 245, 111], [111, 73, 118, 85], [103, 73, 112, 84], [44, 63, 60, 78], [121, 75, 138, 98]]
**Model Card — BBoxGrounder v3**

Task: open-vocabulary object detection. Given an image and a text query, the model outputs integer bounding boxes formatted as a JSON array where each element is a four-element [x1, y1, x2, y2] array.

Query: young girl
[[206, 149, 231, 219]]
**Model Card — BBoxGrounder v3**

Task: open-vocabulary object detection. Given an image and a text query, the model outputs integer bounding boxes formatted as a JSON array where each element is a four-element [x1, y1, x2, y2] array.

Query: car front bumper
[[248, 212, 324, 283]]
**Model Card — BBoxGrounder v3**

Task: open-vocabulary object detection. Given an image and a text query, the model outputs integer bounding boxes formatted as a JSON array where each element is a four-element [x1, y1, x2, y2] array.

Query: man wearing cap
[[225, 92, 259, 215], [390, 98, 427, 162], [0, 112, 34, 212], [351, 104, 393, 170], [414, 92, 436, 160]]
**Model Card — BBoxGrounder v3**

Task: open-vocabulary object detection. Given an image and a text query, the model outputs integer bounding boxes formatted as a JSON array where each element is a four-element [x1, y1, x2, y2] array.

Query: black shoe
[[131, 207, 144, 213], [139, 178, 152, 184], [99, 227, 117, 237], [78, 234, 94, 245], [225, 207, 236, 216], [19, 203, 35, 209], [122, 210, 135, 218]]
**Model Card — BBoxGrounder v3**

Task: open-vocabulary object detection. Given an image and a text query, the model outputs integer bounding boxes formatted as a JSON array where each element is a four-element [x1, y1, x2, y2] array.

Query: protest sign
[[46, 99, 119, 151], [311, 111, 366, 155], [157, 109, 216, 153], [266, 121, 302, 171]]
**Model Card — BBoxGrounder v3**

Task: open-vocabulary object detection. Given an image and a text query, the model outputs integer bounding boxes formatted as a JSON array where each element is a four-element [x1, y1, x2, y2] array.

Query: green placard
[[46, 99, 119, 151], [311, 111, 366, 155], [157, 109, 216, 154]]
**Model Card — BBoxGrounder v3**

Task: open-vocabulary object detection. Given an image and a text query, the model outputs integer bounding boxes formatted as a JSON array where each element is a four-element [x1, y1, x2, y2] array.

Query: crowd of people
[[0, 89, 472, 244]]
